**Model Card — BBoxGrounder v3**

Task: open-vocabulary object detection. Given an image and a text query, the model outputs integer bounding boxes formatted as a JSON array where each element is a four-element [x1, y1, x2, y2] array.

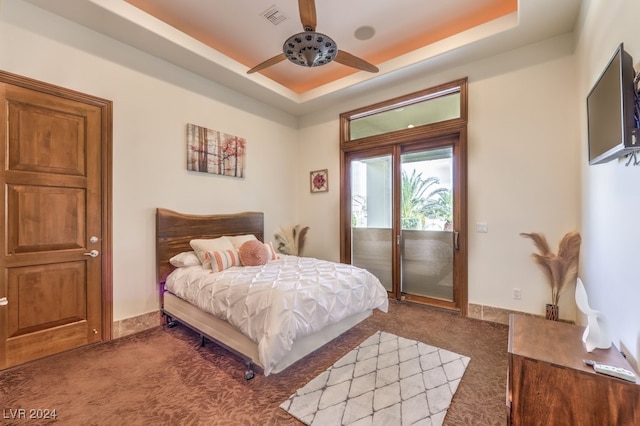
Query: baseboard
[[112, 304, 555, 337], [113, 310, 161, 339], [468, 303, 536, 325]]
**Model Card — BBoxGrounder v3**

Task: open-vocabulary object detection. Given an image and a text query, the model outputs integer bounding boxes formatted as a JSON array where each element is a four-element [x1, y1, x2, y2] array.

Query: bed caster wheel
[[244, 370, 255, 380], [166, 319, 177, 328]]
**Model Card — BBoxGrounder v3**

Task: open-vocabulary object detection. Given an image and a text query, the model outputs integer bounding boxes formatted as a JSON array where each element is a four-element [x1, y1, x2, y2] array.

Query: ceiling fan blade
[[247, 53, 287, 74], [335, 50, 379, 73], [298, 0, 317, 31]]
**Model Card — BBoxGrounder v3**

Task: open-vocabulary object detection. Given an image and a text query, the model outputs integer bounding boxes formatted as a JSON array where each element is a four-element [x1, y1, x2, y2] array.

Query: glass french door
[[346, 139, 463, 311], [341, 79, 467, 313], [349, 152, 394, 292], [400, 146, 454, 301]]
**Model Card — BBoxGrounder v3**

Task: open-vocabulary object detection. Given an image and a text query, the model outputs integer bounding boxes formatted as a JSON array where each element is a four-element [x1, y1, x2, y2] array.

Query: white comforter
[[165, 255, 388, 375]]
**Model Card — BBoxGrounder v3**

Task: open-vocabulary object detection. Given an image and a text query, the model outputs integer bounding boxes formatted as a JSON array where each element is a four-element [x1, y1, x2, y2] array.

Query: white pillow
[[169, 251, 201, 267], [228, 234, 258, 250], [190, 237, 235, 268]]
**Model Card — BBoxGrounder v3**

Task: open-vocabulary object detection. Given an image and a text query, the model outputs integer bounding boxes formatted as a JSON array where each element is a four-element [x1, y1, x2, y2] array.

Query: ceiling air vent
[[261, 5, 287, 25]]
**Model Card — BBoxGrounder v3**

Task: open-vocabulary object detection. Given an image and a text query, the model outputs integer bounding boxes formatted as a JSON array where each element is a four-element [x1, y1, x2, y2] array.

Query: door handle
[[84, 250, 100, 258], [0, 297, 7, 306], [454, 231, 459, 250]]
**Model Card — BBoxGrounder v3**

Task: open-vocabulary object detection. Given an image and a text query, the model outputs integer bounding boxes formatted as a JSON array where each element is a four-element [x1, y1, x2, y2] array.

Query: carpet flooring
[[0, 301, 508, 425]]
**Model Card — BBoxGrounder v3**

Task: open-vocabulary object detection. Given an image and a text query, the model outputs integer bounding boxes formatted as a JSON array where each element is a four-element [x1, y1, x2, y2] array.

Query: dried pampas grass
[[520, 231, 581, 306], [274, 225, 309, 256]]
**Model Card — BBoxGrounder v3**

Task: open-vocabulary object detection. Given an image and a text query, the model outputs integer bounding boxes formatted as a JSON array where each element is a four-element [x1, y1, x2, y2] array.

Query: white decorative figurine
[[575, 278, 611, 352]]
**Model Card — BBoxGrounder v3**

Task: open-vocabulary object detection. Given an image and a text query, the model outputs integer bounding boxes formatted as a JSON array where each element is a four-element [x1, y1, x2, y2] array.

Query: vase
[[545, 303, 559, 321]]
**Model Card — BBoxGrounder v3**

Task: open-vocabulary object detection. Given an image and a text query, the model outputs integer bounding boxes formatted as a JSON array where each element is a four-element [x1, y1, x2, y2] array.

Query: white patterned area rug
[[280, 331, 470, 426]]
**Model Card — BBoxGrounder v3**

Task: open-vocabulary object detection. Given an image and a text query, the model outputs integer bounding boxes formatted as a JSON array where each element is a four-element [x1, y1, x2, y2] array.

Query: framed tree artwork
[[310, 169, 328, 193], [186, 123, 246, 178]]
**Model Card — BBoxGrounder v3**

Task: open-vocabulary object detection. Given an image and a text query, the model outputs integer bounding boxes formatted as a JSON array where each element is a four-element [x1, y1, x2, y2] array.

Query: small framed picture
[[310, 169, 328, 193]]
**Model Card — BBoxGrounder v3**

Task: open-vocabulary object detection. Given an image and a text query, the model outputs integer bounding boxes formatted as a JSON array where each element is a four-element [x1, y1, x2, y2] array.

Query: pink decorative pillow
[[238, 240, 269, 266]]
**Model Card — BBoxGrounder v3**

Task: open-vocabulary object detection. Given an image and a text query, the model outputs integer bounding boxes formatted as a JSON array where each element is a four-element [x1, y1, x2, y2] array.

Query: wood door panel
[[7, 262, 86, 337], [3, 170, 87, 188], [6, 322, 89, 367], [7, 184, 85, 253], [8, 101, 86, 176]]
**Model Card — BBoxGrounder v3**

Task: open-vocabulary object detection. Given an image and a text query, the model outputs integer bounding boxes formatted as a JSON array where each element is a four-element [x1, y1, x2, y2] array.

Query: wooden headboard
[[156, 208, 264, 284]]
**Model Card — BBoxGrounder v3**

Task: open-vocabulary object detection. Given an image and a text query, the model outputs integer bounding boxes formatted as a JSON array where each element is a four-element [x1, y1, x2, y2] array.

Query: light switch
[[476, 222, 488, 233]]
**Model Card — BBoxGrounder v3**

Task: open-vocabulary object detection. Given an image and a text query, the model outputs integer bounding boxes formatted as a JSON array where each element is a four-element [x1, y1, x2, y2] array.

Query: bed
[[156, 208, 389, 379]]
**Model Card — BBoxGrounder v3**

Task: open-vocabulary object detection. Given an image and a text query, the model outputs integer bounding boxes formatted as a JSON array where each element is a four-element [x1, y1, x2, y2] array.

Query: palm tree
[[424, 189, 453, 230], [401, 170, 449, 230]]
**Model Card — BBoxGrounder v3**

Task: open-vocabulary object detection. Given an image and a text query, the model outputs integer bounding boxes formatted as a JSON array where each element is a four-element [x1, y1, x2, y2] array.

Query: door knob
[[83, 250, 100, 258], [0, 297, 7, 306]]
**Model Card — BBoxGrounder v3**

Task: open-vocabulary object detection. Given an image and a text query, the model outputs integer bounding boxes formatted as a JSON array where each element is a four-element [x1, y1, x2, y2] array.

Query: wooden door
[[0, 72, 112, 369]]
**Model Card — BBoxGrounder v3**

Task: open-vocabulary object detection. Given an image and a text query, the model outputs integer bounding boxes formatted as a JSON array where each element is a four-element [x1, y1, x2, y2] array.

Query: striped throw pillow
[[205, 249, 240, 272], [264, 241, 278, 261]]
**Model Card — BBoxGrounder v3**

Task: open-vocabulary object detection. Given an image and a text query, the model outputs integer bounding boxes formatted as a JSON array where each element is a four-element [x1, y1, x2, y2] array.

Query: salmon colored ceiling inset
[[125, 0, 517, 94]]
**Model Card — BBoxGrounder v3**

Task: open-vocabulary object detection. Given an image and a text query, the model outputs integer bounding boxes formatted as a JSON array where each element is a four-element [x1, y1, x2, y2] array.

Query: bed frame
[[156, 208, 372, 379]]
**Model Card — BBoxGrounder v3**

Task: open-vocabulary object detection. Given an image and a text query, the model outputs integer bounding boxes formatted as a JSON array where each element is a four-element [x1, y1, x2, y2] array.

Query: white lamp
[[575, 278, 611, 352]]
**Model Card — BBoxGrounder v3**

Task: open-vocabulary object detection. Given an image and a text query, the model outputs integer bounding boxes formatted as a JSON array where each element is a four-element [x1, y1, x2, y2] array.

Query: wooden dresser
[[507, 313, 640, 425]]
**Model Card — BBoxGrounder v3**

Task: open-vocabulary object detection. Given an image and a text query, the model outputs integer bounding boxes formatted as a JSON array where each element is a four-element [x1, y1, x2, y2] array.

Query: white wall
[[575, 0, 640, 370], [0, 0, 300, 321], [299, 34, 581, 320], [467, 38, 580, 320]]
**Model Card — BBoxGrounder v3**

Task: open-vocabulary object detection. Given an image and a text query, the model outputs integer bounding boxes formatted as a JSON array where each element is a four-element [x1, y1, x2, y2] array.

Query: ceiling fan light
[[283, 31, 337, 68]]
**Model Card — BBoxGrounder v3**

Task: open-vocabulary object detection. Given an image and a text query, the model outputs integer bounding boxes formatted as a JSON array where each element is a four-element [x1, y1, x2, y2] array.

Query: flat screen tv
[[587, 43, 638, 165]]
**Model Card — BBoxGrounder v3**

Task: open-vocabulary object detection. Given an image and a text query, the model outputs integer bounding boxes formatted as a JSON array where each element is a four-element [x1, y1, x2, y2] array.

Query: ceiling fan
[[247, 0, 379, 74]]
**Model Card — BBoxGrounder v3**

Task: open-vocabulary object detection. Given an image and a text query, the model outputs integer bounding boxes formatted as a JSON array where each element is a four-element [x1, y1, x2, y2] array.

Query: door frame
[[339, 78, 467, 315], [0, 70, 113, 340]]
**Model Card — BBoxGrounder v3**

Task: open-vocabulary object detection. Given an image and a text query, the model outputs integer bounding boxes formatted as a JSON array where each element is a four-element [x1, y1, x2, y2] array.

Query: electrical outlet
[[476, 222, 488, 233], [513, 288, 521, 300]]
